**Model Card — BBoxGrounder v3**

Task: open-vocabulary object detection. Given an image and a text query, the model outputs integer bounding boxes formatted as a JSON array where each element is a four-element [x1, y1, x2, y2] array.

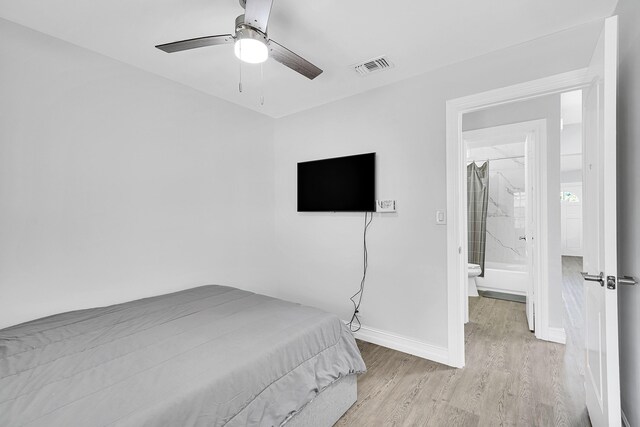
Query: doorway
[[445, 69, 588, 368], [560, 89, 584, 259], [462, 120, 545, 332]]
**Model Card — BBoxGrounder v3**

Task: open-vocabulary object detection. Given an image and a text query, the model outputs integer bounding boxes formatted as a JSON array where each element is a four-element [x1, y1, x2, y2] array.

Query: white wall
[[614, 1, 640, 425], [561, 123, 582, 155], [561, 123, 583, 178], [0, 19, 276, 329], [561, 170, 582, 183], [462, 96, 564, 328], [272, 22, 601, 350]]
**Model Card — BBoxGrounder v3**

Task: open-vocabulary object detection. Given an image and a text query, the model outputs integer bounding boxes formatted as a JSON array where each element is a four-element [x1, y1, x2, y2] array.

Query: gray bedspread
[[0, 286, 366, 426]]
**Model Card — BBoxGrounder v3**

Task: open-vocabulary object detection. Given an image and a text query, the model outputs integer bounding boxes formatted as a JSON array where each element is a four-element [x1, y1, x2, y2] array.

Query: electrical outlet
[[376, 200, 396, 212]]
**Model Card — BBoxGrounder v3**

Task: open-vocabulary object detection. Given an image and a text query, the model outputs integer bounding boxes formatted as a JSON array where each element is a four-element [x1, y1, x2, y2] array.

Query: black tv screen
[[297, 153, 376, 212]]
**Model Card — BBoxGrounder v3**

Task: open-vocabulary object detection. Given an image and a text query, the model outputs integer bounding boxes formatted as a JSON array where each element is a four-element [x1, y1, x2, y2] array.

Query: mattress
[[0, 285, 366, 426]]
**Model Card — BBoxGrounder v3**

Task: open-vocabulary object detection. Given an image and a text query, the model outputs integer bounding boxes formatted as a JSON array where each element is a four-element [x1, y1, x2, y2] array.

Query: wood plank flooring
[[338, 257, 589, 426]]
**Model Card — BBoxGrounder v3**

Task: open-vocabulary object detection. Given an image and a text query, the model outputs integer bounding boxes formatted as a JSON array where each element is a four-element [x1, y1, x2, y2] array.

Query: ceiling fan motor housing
[[235, 14, 268, 43]]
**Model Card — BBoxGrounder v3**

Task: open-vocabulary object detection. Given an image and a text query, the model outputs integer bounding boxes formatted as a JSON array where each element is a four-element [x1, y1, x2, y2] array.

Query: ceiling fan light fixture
[[234, 38, 268, 64]]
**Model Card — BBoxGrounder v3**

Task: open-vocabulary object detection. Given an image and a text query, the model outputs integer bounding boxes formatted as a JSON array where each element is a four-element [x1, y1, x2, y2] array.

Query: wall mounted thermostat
[[376, 200, 397, 213]]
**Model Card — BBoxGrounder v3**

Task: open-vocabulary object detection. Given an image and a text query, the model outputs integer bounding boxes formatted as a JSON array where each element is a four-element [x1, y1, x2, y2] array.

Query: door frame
[[445, 69, 589, 368]]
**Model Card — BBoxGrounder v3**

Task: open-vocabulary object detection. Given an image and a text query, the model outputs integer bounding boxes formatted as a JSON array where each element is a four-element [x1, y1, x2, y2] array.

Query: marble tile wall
[[484, 157, 526, 266]]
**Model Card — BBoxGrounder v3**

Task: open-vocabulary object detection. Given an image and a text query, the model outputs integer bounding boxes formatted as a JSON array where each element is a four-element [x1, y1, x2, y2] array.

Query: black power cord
[[348, 211, 374, 332]]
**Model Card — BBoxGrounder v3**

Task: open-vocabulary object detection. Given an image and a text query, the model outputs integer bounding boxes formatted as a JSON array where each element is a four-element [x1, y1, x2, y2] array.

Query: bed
[[0, 285, 365, 426]]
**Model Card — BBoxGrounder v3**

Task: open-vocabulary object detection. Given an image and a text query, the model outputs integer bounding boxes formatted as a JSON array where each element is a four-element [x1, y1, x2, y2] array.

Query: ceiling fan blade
[[156, 34, 234, 53], [268, 40, 323, 80], [243, 0, 274, 33]]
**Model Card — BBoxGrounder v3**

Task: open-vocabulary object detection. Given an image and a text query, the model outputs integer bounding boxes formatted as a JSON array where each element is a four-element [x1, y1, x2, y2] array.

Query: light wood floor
[[338, 257, 589, 426]]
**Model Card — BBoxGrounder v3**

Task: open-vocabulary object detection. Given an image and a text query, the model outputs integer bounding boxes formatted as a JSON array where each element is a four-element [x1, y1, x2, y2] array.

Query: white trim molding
[[446, 68, 590, 368], [546, 327, 567, 344], [350, 323, 449, 366]]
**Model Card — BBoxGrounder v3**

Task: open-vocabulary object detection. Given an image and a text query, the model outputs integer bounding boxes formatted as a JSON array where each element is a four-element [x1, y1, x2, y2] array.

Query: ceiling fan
[[155, 0, 322, 80]]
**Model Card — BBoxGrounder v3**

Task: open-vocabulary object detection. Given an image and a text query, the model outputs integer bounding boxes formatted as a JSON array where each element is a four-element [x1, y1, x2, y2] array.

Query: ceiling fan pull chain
[[260, 63, 265, 106], [238, 43, 243, 93]]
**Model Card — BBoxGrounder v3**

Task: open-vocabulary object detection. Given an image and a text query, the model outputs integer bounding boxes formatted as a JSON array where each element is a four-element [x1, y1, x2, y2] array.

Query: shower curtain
[[467, 162, 489, 277]]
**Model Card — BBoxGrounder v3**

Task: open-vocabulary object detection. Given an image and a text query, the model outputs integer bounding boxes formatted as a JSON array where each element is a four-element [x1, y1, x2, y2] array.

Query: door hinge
[[607, 276, 616, 290]]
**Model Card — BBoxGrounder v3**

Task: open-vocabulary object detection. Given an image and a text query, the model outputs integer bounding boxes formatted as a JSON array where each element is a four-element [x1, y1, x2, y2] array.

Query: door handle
[[618, 276, 638, 286], [581, 271, 604, 286], [519, 236, 527, 241]]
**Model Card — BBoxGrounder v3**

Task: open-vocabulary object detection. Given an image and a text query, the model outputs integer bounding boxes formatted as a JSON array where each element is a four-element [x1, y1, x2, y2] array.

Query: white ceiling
[[0, 0, 617, 118]]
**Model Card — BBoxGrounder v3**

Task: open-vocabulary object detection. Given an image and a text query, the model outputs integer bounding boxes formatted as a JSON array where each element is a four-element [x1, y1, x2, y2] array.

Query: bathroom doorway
[[462, 120, 545, 332]]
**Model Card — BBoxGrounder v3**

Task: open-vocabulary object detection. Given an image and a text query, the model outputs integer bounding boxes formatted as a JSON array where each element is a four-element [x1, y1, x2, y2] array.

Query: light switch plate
[[376, 200, 397, 212], [436, 210, 446, 224]]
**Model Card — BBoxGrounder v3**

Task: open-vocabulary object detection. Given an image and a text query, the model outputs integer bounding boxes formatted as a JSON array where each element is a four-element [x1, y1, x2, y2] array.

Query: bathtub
[[474, 262, 528, 296]]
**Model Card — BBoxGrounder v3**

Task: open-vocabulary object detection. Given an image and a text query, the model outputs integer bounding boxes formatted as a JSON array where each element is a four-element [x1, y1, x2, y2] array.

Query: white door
[[561, 182, 583, 256], [582, 16, 621, 427], [524, 132, 536, 331]]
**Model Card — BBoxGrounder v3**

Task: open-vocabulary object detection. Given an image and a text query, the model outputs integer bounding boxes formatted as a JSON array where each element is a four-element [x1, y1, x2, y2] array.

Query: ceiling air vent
[[353, 56, 394, 76]]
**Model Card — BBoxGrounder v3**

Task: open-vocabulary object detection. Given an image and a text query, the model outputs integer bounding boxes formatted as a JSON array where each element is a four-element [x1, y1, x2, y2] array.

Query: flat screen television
[[297, 153, 376, 212]]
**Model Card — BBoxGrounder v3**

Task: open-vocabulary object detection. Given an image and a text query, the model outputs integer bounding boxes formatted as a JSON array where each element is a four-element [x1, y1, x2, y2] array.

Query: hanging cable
[[348, 211, 374, 332]]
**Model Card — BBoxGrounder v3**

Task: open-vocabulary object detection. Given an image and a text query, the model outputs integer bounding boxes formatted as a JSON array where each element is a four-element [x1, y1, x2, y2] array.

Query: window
[[560, 191, 580, 202]]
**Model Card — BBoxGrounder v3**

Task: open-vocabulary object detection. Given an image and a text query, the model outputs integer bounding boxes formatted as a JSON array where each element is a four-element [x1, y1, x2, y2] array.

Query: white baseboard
[[545, 326, 567, 344], [622, 409, 630, 427], [345, 322, 565, 368], [347, 322, 450, 366]]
